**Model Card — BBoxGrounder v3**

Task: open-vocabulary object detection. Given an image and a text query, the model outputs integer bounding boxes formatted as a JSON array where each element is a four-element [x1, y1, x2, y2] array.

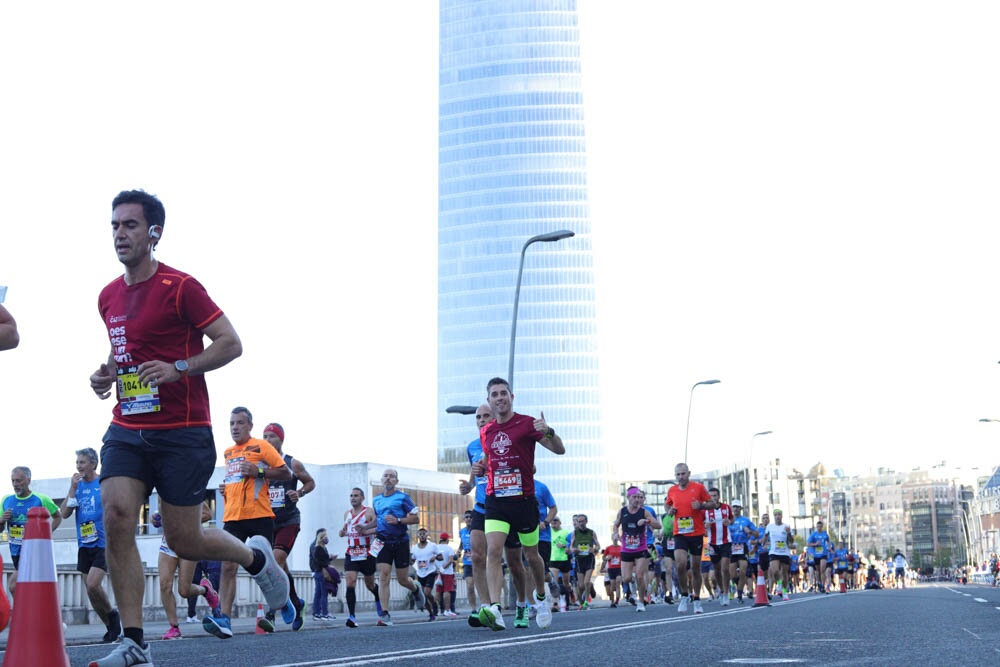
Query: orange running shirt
[[221, 438, 286, 522], [665, 481, 712, 538]]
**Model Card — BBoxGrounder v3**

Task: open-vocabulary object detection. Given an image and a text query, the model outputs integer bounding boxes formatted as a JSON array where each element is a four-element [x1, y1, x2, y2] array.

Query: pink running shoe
[[162, 625, 182, 640], [201, 577, 220, 611]]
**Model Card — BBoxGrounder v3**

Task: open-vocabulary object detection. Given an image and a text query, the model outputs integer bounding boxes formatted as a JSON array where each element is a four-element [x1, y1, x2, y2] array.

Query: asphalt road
[[36, 583, 1000, 666]]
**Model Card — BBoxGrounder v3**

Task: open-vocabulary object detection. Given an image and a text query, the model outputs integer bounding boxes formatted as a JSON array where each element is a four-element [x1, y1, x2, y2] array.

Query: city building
[[437, 0, 616, 532]]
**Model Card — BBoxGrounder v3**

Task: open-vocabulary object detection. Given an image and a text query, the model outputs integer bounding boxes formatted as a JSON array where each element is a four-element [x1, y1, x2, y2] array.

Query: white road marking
[[964, 628, 982, 640]]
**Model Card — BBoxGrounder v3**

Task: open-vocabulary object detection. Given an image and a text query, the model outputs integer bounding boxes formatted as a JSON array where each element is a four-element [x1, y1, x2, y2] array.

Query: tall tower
[[438, 0, 615, 533]]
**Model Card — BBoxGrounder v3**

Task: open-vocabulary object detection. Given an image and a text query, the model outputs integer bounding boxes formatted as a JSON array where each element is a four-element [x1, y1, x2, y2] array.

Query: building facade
[[437, 0, 615, 529]]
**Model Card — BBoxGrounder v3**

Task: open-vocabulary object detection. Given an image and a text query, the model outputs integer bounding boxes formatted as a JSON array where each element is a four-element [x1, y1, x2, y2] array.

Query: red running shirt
[[481, 413, 542, 498], [666, 481, 712, 538], [98, 263, 223, 429]]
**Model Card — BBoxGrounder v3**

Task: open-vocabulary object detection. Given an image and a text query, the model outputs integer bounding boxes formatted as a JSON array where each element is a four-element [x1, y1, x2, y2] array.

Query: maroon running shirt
[[98, 263, 223, 429], [481, 413, 543, 498]]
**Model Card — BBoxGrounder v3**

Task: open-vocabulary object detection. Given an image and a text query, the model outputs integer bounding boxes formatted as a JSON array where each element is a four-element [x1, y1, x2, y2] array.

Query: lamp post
[[748, 430, 773, 519], [507, 230, 575, 391], [683, 379, 720, 464]]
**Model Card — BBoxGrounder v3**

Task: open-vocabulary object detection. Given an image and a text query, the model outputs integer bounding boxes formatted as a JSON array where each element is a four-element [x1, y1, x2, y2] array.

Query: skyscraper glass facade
[[438, 0, 616, 534]]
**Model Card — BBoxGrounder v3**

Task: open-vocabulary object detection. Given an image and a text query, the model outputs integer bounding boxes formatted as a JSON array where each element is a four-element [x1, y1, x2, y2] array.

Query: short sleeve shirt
[[372, 491, 417, 542], [666, 482, 712, 537], [534, 480, 556, 542], [411, 542, 440, 578], [2, 492, 59, 556], [98, 263, 223, 429], [222, 438, 287, 522], [481, 413, 542, 498]]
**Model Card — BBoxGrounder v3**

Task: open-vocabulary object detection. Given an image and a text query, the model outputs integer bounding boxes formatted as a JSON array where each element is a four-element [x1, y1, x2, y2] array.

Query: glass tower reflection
[[438, 0, 615, 533]]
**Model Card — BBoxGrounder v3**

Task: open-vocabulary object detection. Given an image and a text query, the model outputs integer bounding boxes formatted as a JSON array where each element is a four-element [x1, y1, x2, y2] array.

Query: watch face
[[175, 360, 189, 373]]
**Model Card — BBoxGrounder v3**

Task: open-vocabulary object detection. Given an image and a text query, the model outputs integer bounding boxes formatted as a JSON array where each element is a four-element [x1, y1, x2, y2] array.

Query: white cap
[[731, 499, 743, 507]]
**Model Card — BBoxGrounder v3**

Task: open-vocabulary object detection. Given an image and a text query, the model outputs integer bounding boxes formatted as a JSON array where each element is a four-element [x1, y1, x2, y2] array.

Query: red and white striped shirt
[[344, 506, 373, 561], [705, 504, 732, 546]]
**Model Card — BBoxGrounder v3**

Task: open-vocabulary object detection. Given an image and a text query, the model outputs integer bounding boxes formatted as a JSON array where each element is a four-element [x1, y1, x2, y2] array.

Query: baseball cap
[[731, 499, 743, 507], [439, 532, 450, 540]]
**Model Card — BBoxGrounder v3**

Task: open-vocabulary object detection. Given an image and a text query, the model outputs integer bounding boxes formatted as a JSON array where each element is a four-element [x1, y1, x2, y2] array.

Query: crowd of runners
[[0, 190, 927, 667]]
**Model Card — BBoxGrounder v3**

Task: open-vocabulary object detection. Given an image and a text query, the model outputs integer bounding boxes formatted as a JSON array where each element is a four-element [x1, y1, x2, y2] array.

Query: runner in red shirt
[[472, 377, 564, 631], [88, 190, 289, 666], [665, 463, 717, 614]]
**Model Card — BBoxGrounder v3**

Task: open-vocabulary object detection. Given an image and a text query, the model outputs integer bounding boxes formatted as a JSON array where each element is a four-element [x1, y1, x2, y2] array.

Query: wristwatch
[[257, 465, 265, 478], [174, 359, 190, 378]]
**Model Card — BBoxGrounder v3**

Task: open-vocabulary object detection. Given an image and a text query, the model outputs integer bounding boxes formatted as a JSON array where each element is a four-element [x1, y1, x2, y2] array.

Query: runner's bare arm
[[286, 459, 315, 501], [533, 412, 565, 454]]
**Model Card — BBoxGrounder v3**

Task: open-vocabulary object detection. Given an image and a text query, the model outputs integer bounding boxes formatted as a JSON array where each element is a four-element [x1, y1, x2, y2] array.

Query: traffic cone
[[751, 572, 771, 608], [0, 553, 9, 632], [839, 576, 846, 593], [255, 603, 267, 635], [2, 507, 69, 667]]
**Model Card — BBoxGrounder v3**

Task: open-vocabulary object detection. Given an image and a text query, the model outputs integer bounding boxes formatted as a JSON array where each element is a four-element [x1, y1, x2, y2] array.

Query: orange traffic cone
[[751, 572, 771, 608], [255, 603, 267, 635], [2, 507, 69, 667], [0, 553, 9, 631], [839, 576, 846, 593]]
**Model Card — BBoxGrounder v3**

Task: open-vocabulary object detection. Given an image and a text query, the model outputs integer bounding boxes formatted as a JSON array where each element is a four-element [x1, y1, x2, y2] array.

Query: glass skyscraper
[[438, 0, 616, 534]]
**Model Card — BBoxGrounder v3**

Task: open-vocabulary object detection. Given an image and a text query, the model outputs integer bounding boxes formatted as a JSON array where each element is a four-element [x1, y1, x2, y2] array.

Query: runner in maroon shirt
[[471, 376, 564, 631], [87, 190, 289, 666]]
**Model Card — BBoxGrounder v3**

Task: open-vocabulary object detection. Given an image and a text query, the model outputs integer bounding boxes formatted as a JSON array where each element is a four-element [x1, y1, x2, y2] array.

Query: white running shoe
[[636, 601, 646, 612], [693, 600, 704, 614], [88, 637, 152, 666], [247, 535, 290, 613], [677, 595, 690, 613], [720, 596, 729, 607], [534, 591, 553, 628]]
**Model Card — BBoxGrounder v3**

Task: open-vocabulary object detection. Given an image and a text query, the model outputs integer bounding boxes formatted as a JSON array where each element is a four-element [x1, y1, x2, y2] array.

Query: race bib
[[348, 545, 368, 562], [493, 467, 523, 497], [677, 517, 694, 534], [708, 544, 716, 556], [369, 538, 384, 558], [624, 534, 641, 550], [269, 486, 285, 508], [578, 545, 590, 555], [8, 524, 23, 545], [117, 365, 160, 415], [80, 520, 98, 544], [666, 537, 675, 550], [776, 540, 787, 550], [224, 456, 246, 484], [732, 542, 745, 555]]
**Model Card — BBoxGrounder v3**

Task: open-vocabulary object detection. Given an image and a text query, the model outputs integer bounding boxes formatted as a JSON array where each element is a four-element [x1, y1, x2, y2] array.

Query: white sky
[[1, 2, 999, 486]]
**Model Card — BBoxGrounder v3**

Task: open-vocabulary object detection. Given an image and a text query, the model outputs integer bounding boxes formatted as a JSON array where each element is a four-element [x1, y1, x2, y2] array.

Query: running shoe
[[87, 637, 152, 667], [428, 613, 437, 622], [720, 596, 729, 607], [468, 609, 484, 627], [202, 610, 234, 639], [677, 595, 690, 613], [443, 610, 457, 617], [346, 616, 358, 628], [200, 577, 220, 611], [246, 535, 291, 615], [610, 601, 618, 608], [636, 601, 646, 612], [184, 615, 198, 624], [580, 600, 589, 610], [103, 609, 122, 643], [782, 593, 790, 602], [292, 597, 306, 631], [377, 612, 393, 626], [161, 625, 182, 640], [533, 591, 552, 629], [693, 600, 704, 614], [257, 614, 275, 633], [627, 595, 636, 606], [513, 606, 529, 628], [478, 603, 505, 631], [313, 614, 327, 622]]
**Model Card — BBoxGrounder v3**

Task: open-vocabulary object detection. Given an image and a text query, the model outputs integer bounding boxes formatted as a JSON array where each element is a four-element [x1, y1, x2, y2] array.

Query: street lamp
[[748, 430, 773, 519], [446, 405, 478, 415], [507, 230, 575, 391], [683, 379, 720, 464], [979, 418, 1000, 423]]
